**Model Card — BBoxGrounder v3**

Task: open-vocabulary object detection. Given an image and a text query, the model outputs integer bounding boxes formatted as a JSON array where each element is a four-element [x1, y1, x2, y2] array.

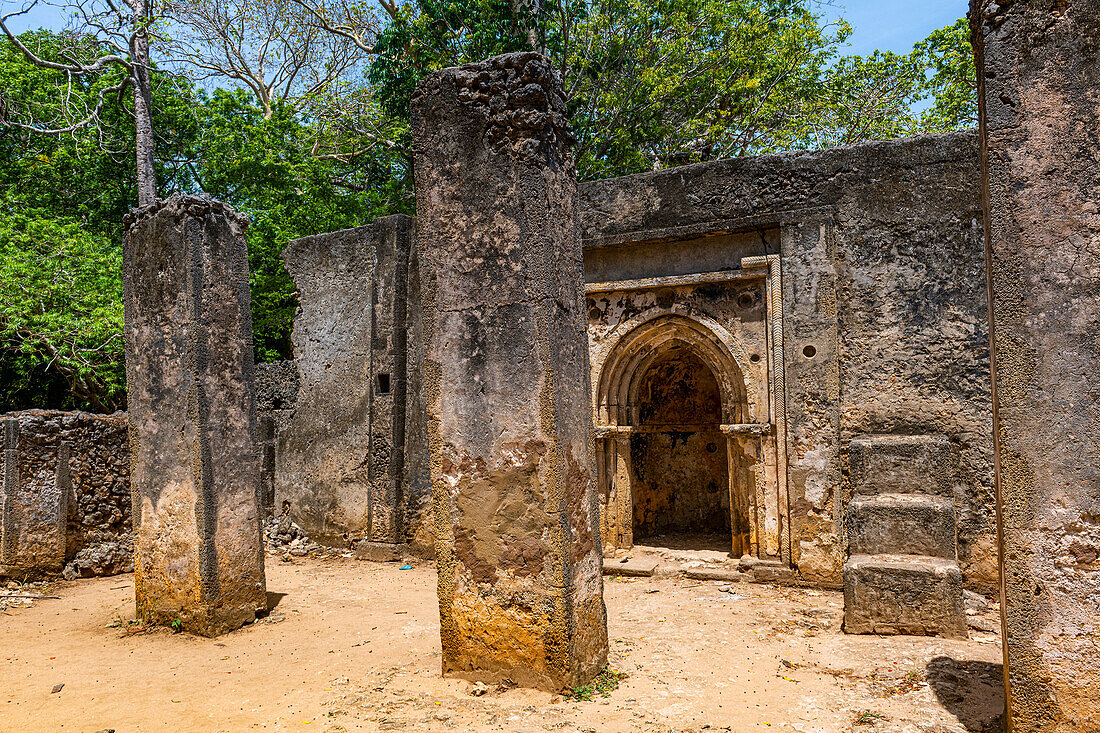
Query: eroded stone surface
[[578, 132, 993, 590], [846, 494, 956, 559], [0, 419, 68, 576], [972, 1, 1100, 729], [122, 195, 266, 636], [0, 410, 132, 579], [277, 216, 429, 548], [412, 52, 608, 691], [843, 555, 967, 639]]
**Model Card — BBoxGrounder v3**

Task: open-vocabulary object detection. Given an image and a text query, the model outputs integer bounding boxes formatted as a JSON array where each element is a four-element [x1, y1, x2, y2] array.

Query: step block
[[846, 493, 956, 559], [843, 554, 967, 639], [849, 434, 953, 497]]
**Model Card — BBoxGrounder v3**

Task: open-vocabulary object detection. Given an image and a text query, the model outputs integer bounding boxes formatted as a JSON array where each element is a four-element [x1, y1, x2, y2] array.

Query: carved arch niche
[[593, 306, 784, 559]]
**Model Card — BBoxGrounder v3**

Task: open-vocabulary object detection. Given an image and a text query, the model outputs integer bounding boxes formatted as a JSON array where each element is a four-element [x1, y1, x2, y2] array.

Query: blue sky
[[5, 0, 970, 54], [820, 0, 969, 55]]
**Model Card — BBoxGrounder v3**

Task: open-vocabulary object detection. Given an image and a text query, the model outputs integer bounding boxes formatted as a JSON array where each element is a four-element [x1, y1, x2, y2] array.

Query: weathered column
[[0, 420, 69, 577], [411, 52, 608, 691], [972, 1, 1100, 729], [122, 196, 266, 636], [610, 433, 634, 551]]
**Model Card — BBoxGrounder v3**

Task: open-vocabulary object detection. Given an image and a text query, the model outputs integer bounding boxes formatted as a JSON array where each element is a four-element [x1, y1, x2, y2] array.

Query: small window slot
[[376, 373, 391, 395]]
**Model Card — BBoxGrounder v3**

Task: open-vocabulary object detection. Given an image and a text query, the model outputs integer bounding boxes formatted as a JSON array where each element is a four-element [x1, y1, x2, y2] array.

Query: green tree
[[0, 30, 197, 411], [367, 0, 853, 178], [0, 31, 199, 236], [915, 18, 977, 133], [0, 213, 125, 412], [787, 18, 977, 150], [562, 0, 851, 177], [189, 89, 397, 359]]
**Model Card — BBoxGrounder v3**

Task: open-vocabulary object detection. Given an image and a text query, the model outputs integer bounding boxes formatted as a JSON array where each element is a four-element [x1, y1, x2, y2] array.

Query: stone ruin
[[973, 0, 1100, 728], [411, 52, 607, 690], [122, 196, 267, 636], [1, 0, 1098, 724], [0, 410, 131, 580]]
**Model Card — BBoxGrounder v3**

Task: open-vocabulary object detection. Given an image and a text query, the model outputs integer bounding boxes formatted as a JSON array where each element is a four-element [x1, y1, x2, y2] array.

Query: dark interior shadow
[[633, 531, 733, 553], [266, 591, 288, 612], [926, 656, 1006, 733]]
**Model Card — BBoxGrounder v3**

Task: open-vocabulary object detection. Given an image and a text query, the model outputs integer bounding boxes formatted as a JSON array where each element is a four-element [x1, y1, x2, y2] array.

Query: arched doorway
[[631, 346, 731, 548], [594, 314, 761, 557]]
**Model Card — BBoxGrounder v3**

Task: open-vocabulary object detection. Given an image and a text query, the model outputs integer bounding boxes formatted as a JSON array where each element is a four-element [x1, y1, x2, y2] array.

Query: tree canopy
[[0, 2, 977, 412]]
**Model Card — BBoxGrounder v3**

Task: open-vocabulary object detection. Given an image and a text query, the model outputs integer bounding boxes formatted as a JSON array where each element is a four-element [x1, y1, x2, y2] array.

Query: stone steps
[[843, 554, 967, 638], [842, 435, 967, 639], [846, 493, 956, 559]]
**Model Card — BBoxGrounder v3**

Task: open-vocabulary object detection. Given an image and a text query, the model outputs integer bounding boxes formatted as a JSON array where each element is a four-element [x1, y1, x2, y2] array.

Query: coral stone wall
[[973, 0, 1100, 727], [0, 410, 132, 579], [578, 131, 994, 590]]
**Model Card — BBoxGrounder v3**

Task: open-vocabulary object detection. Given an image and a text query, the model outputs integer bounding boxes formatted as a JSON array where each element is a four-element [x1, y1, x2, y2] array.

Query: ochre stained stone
[[122, 196, 267, 636], [972, 1, 1100, 729], [411, 52, 609, 691]]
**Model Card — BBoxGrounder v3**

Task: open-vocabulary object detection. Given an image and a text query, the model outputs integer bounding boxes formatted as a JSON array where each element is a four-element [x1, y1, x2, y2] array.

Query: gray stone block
[[355, 541, 406, 562], [604, 557, 659, 577], [683, 567, 746, 582], [846, 493, 956, 559], [842, 554, 966, 639], [849, 434, 953, 497]]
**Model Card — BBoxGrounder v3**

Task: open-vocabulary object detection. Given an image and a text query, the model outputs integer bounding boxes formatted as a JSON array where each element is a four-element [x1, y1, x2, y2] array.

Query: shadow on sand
[[926, 656, 1006, 733], [266, 591, 288, 612]]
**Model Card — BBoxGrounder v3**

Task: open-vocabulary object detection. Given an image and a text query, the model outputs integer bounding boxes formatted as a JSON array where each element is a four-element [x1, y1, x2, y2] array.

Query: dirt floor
[[0, 556, 1004, 733]]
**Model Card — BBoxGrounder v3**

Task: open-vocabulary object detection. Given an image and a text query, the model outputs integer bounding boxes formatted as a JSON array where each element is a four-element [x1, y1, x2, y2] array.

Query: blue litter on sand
[[399, 564, 412, 570]]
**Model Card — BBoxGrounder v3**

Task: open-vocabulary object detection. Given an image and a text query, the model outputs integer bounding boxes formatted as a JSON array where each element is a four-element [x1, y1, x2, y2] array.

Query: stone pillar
[[610, 433, 634, 551], [971, 2, 1100, 729], [411, 52, 608, 691], [0, 420, 69, 577], [122, 196, 266, 636]]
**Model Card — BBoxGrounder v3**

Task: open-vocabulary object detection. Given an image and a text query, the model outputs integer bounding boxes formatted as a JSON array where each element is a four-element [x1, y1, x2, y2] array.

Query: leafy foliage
[[0, 11, 979, 411], [0, 30, 199, 236], [187, 89, 400, 359], [562, 0, 852, 177], [0, 213, 125, 411], [567, 667, 627, 701]]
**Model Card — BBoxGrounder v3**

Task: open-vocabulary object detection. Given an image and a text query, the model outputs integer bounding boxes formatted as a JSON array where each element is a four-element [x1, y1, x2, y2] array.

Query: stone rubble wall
[[0, 410, 132, 579]]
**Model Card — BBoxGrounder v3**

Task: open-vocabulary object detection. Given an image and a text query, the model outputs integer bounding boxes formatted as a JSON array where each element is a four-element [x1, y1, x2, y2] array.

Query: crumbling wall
[[0, 410, 131, 579], [278, 216, 429, 549], [972, 0, 1100, 728], [577, 131, 993, 589]]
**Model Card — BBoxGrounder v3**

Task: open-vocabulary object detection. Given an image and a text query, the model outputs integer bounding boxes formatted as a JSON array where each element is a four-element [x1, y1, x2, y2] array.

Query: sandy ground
[[0, 556, 1004, 733]]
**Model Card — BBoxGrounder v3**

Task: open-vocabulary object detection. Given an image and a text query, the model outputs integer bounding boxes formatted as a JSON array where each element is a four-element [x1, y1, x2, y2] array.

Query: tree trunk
[[511, 0, 543, 53], [130, 1, 156, 207]]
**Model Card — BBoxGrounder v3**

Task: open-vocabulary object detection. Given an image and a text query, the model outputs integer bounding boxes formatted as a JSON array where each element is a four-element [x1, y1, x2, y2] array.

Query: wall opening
[[630, 346, 731, 549]]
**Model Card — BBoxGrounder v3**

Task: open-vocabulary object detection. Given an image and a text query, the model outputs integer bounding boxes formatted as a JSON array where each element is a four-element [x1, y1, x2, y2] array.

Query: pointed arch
[[597, 314, 753, 426]]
